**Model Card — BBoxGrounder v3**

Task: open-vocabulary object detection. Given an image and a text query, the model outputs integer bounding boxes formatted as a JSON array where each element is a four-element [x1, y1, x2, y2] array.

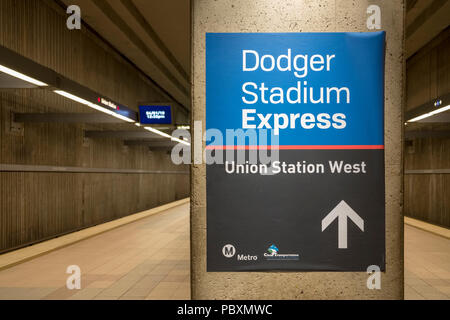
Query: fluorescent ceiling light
[[144, 126, 191, 146], [407, 105, 450, 122], [0, 64, 48, 86], [54, 90, 135, 123], [144, 126, 172, 139], [110, 112, 135, 123]]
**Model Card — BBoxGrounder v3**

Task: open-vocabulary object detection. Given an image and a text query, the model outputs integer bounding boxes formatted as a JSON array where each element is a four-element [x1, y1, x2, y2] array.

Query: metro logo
[[222, 244, 235, 258]]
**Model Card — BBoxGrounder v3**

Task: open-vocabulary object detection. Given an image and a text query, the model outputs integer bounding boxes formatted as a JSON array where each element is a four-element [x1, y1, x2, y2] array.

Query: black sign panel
[[207, 150, 385, 271]]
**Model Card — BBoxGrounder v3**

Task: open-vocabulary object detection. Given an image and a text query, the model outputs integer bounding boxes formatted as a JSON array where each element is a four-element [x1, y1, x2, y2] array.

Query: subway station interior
[[0, 0, 448, 302]]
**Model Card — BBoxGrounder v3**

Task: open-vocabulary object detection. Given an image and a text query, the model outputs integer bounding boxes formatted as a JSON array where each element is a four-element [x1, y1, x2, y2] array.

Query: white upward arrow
[[321, 200, 364, 249]]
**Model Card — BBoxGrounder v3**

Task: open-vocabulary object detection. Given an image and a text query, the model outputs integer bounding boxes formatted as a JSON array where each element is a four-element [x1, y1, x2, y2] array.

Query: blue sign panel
[[139, 105, 172, 125], [206, 32, 386, 272], [206, 32, 385, 147]]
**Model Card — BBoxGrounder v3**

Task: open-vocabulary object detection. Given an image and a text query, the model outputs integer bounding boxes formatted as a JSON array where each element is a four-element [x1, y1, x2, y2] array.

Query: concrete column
[[191, 0, 404, 299]]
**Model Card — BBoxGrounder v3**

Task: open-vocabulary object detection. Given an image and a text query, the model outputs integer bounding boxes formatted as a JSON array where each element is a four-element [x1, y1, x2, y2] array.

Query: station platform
[[0, 200, 448, 300], [0, 201, 190, 300], [405, 223, 450, 300]]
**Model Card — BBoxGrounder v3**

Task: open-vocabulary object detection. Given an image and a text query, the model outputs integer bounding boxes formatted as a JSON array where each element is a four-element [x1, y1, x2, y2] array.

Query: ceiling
[[61, 0, 191, 109], [406, 0, 450, 58]]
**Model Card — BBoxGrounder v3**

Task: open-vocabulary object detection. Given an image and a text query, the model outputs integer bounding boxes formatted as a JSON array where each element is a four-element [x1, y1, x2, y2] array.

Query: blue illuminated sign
[[139, 105, 172, 125]]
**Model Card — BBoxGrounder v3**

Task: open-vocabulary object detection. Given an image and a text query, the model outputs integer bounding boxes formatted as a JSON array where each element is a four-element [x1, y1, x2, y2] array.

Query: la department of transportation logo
[[264, 244, 299, 261], [222, 244, 236, 258], [267, 244, 279, 256]]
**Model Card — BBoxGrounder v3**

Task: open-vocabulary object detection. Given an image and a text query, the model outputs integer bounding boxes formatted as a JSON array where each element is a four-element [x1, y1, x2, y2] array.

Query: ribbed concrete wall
[[192, 0, 404, 299], [406, 28, 450, 112], [0, 0, 189, 252], [404, 28, 450, 227]]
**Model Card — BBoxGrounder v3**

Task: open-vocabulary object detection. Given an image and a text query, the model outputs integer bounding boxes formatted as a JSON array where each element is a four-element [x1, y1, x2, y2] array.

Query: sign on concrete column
[[206, 32, 386, 271]]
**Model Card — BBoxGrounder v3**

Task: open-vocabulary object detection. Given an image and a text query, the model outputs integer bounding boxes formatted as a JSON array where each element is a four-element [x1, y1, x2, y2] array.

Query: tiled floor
[[0, 202, 190, 300], [404, 225, 450, 300], [0, 203, 448, 300]]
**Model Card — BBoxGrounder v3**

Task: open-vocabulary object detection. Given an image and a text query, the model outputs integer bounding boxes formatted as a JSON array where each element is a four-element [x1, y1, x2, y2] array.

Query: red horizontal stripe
[[205, 145, 385, 150]]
